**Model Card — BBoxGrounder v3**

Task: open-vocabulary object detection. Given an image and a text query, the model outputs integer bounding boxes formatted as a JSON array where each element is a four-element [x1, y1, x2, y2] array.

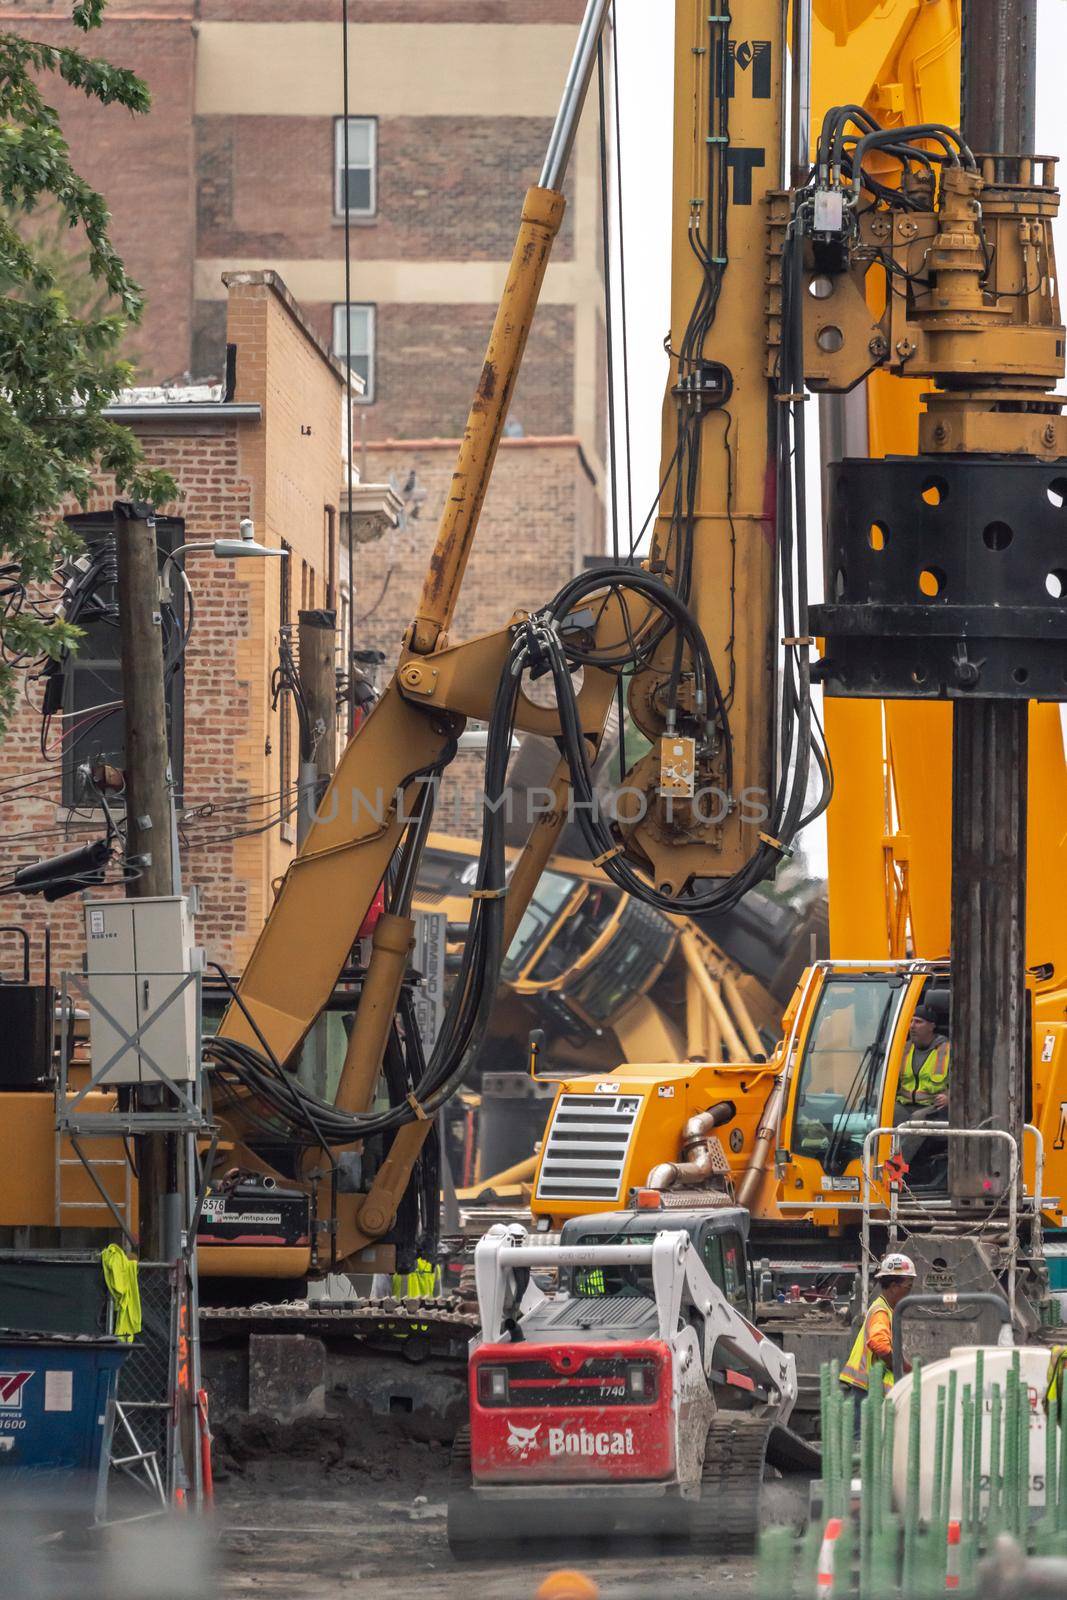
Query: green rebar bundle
[[758, 1524, 796, 1600], [791, 1350, 1067, 1598], [989, 1375, 1003, 1538], [972, 1349, 985, 1531], [902, 1358, 924, 1597]]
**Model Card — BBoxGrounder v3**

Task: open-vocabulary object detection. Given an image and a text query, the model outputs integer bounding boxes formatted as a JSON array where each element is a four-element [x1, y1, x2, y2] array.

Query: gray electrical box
[[412, 910, 447, 1054], [84, 896, 200, 1085]]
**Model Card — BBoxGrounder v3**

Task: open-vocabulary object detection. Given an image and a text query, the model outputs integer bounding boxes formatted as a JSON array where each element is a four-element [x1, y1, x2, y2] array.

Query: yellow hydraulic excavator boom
[[203, 0, 812, 1279], [203, 0, 1067, 1290]]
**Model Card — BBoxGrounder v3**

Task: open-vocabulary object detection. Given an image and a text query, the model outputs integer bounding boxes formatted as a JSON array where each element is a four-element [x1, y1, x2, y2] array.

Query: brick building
[[0, 273, 347, 978], [0, 1, 608, 964], [0, 2, 607, 488]]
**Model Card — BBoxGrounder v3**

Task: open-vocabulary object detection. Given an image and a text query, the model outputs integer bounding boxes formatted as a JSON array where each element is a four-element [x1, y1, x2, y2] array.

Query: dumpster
[[0, 1328, 130, 1517]]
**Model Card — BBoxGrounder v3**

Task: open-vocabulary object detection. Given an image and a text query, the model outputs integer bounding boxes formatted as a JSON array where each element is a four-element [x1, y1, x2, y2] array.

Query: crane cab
[[530, 958, 1067, 1239]]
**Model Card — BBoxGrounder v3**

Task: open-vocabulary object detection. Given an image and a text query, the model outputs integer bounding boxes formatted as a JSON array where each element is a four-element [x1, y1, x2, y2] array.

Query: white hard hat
[[877, 1252, 917, 1280]]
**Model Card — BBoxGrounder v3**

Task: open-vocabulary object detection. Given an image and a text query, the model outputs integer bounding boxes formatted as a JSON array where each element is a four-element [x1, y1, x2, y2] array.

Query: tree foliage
[[0, 0, 175, 720]]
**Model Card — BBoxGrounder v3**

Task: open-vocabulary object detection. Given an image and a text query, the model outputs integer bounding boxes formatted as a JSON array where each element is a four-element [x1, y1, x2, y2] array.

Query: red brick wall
[[196, 114, 574, 264], [0, 3, 197, 383], [197, 2, 587, 22], [355, 436, 599, 836], [0, 425, 254, 983], [300, 301, 575, 443]]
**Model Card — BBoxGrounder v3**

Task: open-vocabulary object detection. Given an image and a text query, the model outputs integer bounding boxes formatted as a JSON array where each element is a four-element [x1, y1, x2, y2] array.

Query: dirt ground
[[213, 1473, 758, 1600], [209, 1415, 761, 1600]]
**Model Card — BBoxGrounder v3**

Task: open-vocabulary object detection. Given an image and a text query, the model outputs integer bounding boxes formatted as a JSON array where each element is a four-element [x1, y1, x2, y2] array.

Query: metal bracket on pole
[[57, 969, 211, 1132]]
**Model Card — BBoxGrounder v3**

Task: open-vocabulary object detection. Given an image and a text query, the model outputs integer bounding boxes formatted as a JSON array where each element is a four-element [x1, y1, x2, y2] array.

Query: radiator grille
[[535, 1093, 642, 1202]]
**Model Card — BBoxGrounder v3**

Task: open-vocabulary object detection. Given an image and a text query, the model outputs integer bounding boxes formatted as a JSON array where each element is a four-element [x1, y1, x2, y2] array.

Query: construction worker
[[841, 1253, 917, 1418], [897, 1004, 951, 1113]]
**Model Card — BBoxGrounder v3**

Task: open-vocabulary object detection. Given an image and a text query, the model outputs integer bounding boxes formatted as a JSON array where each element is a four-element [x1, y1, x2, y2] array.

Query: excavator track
[[200, 1295, 479, 1360], [447, 1427, 482, 1559], [689, 1414, 777, 1553]]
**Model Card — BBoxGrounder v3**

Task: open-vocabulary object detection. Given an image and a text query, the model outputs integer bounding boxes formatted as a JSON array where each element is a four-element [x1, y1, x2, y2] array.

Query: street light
[[163, 518, 287, 588]]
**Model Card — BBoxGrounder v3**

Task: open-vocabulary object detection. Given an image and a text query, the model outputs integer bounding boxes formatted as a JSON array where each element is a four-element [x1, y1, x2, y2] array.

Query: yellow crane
[[5, 0, 1064, 1360], [531, 0, 1067, 1382]]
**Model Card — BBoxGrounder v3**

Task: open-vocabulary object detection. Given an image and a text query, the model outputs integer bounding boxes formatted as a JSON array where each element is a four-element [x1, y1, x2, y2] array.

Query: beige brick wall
[[223, 274, 347, 938]]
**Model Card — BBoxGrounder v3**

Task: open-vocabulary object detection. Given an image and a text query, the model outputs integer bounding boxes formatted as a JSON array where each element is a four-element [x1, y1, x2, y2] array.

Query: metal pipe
[[949, 702, 1028, 1203], [961, 0, 1036, 155], [788, 0, 812, 187], [333, 912, 415, 1114], [390, 781, 436, 916], [721, 971, 765, 1059], [648, 1105, 735, 1191], [409, 0, 612, 656], [684, 965, 708, 1060], [1025, 1121, 1045, 1259], [736, 1077, 785, 1210], [949, 0, 1036, 1214], [539, 0, 614, 191], [681, 934, 746, 1060]]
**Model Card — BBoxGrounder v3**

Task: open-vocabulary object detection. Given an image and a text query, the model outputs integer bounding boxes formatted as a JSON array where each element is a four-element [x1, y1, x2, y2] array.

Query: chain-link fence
[[113, 1262, 174, 1481]]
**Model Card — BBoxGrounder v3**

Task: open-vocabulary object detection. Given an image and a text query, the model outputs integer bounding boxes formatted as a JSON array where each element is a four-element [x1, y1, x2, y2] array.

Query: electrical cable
[[341, 0, 358, 727]]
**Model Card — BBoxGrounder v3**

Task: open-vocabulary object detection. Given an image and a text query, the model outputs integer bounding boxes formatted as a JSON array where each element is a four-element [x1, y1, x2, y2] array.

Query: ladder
[[54, 1115, 134, 1246]]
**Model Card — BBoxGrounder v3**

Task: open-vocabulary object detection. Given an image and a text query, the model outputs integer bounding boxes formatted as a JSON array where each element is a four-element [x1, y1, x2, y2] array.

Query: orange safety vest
[[840, 1295, 895, 1391], [898, 1039, 950, 1107]]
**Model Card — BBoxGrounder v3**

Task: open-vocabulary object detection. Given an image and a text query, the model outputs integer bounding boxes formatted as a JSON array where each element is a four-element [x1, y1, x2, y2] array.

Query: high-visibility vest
[[1045, 1345, 1067, 1412], [391, 1257, 438, 1299], [840, 1295, 894, 1391], [899, 1039, 950, 1106]]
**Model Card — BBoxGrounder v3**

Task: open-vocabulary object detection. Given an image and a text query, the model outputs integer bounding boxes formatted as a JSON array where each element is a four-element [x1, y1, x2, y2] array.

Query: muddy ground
[[208, 1411, 762, 1600]]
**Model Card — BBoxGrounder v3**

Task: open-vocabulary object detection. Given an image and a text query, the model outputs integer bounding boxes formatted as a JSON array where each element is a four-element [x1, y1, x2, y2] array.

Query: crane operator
[[896, 999, 951, 1187], [897, 1003, 951, 1114]]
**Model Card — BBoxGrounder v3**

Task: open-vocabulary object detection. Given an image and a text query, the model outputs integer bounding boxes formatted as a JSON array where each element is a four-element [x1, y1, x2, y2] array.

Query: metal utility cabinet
[[83, 896, 199, 1085]]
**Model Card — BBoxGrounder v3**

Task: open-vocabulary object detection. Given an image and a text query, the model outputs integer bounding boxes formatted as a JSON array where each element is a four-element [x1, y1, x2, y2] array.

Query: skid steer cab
[[447, 1205, 819, 1557]]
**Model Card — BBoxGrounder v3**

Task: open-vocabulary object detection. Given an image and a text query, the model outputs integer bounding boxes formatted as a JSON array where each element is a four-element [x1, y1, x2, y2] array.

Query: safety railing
[[859, 1125, 1021, 1321]]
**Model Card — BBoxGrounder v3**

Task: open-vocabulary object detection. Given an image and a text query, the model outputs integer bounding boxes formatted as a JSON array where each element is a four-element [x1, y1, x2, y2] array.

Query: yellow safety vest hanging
[[101, 1243, 142, 1342], [841, 1295, 895, 1391], [899, 1041, 950, 1106]]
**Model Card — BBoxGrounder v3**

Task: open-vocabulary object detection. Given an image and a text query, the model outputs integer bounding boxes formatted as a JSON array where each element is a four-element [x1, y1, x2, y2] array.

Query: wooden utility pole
[[113, 499, 175, 1260]]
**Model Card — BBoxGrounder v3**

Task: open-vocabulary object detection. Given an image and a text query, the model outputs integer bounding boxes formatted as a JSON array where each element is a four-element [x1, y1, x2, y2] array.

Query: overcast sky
[[608, 0, 1067, 876]]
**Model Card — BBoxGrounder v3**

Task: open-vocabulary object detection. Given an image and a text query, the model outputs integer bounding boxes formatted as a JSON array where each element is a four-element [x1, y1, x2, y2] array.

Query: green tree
[[0, 0, 175, 722]]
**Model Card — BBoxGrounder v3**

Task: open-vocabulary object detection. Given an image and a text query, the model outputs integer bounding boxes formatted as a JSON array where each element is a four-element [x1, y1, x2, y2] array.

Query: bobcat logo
[[506, 1422, 540, 1460]]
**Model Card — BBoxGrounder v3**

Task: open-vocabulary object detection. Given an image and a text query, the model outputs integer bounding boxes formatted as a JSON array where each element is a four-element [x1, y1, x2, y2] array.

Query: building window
[[60, 513, 185, 809], [333, 303, 375, 402], [334, 116, 377, 218]]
